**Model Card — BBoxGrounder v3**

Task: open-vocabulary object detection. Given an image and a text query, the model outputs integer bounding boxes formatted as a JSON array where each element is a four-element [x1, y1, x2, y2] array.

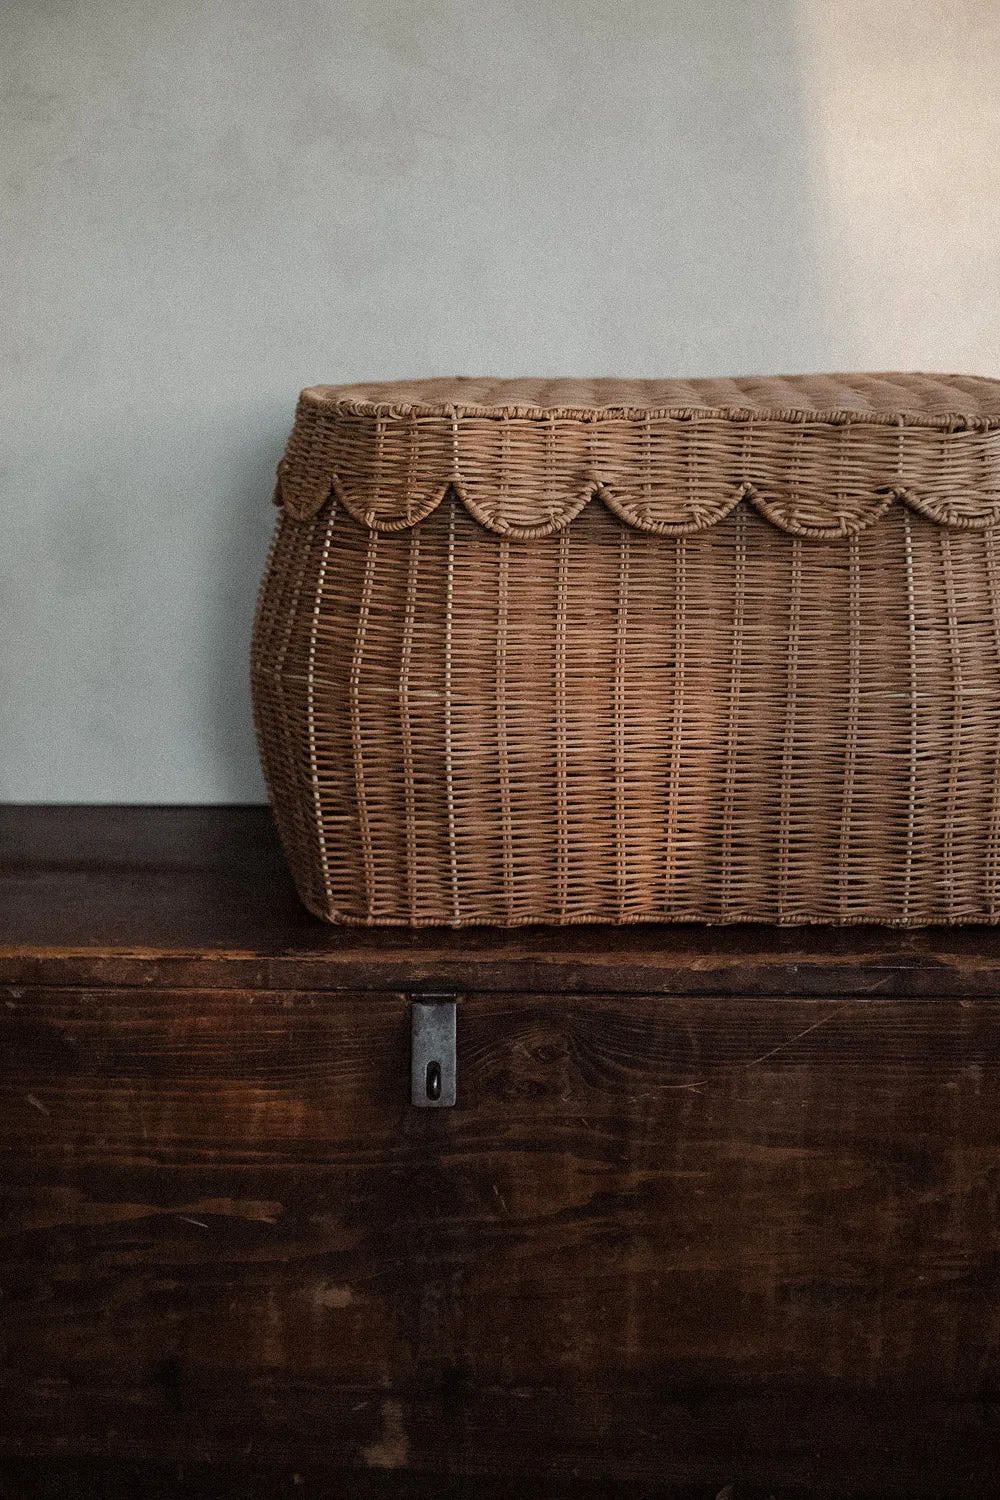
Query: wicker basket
[[251, 374, 1000, 926]]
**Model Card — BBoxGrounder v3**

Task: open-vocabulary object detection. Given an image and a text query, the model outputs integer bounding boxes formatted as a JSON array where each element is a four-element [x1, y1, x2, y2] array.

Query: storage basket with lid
[[251, 373, 1000, 926]]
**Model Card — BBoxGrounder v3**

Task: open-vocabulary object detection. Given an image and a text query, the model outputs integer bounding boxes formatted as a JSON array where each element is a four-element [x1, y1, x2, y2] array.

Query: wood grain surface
[[4, 973, 1000, 1492], [4, 806, 1000, 1494]]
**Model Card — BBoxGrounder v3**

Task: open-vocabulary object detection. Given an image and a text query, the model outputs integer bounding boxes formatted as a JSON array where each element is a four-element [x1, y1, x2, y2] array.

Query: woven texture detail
[[253, 378, 1000, 925], [275, 373, 1000, 540]]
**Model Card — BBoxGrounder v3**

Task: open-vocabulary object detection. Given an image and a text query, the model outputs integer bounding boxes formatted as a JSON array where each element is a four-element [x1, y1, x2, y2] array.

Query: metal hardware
[[410, 996, 457, 1107]]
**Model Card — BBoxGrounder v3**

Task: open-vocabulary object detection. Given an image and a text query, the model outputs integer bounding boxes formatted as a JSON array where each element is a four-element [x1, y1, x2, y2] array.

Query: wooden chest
[[3, 806, 1000, 1497]]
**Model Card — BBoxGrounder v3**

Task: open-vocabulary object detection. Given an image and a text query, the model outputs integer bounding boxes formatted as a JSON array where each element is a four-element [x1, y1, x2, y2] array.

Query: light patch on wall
[[792, 0, 1000, 373]]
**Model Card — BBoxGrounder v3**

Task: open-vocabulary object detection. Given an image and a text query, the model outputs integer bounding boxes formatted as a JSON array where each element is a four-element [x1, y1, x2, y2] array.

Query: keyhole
[[425, 1060, 442, 1101]]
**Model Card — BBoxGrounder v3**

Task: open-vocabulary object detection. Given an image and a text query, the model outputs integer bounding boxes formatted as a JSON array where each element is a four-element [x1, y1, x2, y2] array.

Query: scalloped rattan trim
[[277, 469, 1000, 539], [274, 374, 1000, 539]]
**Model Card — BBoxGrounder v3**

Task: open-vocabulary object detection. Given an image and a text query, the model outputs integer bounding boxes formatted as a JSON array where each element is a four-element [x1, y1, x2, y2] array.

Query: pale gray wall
[[3, 0, 999, 802]]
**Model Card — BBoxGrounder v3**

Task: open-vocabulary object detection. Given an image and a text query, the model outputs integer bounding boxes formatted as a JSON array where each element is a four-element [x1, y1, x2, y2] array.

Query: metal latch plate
[[410, 998, 457, 1107]]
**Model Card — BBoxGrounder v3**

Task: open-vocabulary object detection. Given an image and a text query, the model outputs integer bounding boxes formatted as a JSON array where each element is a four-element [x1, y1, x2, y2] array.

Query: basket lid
[[275, 373, 1000, 539]]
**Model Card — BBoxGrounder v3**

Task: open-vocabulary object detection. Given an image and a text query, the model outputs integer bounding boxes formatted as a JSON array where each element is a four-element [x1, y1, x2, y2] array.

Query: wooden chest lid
[[5, 805, 1000, 995]]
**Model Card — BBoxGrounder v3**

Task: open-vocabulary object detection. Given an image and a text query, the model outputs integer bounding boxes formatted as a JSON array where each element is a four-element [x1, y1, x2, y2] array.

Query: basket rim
[[299, 372, 1000, 432]]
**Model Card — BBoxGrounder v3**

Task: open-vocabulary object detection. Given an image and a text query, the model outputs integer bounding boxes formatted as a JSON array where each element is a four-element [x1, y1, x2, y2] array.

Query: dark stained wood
[[2, 1393, 1000, 1495], [0, 1464, 958, 1500], [5, 806, 1000, 1494], [0, 1463, 826, 1500], [4, 981, 1000, 1490], [4, 805, 1000, 995]]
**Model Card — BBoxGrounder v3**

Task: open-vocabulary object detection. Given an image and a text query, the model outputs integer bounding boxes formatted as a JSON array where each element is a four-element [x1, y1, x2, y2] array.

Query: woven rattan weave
[[252, 373, 1000, 925]]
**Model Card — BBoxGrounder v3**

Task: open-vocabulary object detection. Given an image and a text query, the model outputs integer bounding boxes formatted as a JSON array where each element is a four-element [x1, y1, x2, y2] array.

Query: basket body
[[252, 375, 1000, 926]]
